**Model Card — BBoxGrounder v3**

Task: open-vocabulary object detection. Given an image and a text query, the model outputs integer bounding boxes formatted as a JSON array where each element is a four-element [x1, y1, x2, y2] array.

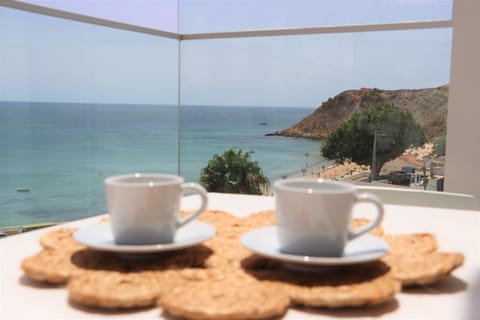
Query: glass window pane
[[15, 0, 179, 33], [180, 0, 453, 33], [181, 29, 451, 191], [0, 7, 179, 227]]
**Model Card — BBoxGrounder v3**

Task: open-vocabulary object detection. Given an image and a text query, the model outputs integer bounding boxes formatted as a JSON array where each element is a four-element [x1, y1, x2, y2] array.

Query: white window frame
[[444, 0, 480, 200]]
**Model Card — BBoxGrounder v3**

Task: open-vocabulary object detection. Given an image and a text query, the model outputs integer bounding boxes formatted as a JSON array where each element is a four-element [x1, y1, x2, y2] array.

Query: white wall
[[445, 0, 480, 197]]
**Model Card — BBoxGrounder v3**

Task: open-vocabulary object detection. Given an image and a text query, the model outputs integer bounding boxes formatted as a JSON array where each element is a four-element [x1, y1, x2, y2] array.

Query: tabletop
[[1, 192, 479, 319]]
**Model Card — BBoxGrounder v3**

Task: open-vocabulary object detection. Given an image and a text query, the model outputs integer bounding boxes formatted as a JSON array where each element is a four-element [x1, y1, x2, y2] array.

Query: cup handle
[[347, 193, 384, 240], [176, 183, 208, 228]]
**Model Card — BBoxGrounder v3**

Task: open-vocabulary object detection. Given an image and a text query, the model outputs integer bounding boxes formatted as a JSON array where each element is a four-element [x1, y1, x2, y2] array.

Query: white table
[[1, 193, 479, 319]]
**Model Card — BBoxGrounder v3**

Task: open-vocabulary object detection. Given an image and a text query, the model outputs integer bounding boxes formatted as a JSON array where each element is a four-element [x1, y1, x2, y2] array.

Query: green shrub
[[199, 148, 269, 195]]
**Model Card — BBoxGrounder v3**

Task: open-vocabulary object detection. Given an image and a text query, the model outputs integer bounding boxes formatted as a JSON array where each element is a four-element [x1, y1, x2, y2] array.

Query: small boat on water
[[16, 187, 30, 193]]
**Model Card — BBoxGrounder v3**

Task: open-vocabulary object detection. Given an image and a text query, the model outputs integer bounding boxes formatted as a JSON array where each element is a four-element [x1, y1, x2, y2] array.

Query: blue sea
[[0, 102, 327, 227]]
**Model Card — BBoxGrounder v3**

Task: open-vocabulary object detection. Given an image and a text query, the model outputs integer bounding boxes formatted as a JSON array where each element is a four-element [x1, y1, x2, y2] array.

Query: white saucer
[[73, 221, 215, 254], [240, 226, 389, 266]]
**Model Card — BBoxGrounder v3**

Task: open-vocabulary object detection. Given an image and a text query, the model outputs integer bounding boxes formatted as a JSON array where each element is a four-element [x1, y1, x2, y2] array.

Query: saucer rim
[[240, 226, 389, 266], [73, 220, 215, 253]]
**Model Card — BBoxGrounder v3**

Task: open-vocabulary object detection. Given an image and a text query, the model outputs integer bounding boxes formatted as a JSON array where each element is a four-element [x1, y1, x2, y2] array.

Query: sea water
[[0, 102, 327, 227]]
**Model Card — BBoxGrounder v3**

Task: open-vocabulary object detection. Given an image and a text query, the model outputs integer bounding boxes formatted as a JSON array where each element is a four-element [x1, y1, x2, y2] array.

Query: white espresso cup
[[273, 178, 384, 257], [105, 173, 208, 245]]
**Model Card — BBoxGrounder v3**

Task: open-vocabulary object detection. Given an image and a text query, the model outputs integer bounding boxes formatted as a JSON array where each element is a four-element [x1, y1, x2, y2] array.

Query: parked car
[[388, 171, 412, 186]]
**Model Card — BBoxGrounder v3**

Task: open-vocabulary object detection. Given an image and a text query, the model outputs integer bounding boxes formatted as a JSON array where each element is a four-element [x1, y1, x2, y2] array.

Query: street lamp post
[[370, 130, 378, 182], [370, 130, 388, 182]]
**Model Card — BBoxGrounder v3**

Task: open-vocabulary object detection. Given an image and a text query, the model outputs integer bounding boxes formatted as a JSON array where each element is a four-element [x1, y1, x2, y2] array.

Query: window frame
[[3, 0, 476, 199]]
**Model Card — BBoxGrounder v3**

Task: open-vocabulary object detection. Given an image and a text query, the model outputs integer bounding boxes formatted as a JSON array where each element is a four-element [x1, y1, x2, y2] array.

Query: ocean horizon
[[0, 101, 327, 227]]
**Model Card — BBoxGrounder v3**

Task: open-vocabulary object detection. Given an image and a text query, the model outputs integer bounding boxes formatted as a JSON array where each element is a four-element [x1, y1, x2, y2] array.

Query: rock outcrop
[[269, 85, 448, 141]]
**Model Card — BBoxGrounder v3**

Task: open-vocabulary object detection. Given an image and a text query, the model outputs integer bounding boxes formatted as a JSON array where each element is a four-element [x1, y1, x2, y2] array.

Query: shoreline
[[285, 143, 435, 182], [284, 158, 369, 181]]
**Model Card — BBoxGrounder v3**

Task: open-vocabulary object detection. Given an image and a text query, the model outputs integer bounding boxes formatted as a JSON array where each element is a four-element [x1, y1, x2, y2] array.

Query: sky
[[0, 1, 453, 107]]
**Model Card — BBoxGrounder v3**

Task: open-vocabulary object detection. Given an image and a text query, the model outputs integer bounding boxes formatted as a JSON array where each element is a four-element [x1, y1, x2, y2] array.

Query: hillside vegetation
[[270, 85, 448, 141]]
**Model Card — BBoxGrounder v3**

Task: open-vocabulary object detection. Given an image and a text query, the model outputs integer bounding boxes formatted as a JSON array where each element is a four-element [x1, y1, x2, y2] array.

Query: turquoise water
[[0, 102, 326, 227]]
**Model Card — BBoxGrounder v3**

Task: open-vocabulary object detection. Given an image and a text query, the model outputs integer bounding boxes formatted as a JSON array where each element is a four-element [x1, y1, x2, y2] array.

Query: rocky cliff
[[269, 85, 448, 141]]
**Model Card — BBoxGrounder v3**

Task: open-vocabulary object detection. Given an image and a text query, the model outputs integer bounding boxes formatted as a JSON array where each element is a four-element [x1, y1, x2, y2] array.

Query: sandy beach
[[289, 143, 434, 182], [314, 162, 369, 180]]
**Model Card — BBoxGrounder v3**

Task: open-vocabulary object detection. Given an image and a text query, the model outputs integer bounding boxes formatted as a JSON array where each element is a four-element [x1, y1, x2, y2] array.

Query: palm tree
[[200, 148, 269, 195]]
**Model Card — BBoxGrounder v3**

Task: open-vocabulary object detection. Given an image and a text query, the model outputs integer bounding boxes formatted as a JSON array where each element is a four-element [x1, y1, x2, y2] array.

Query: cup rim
[[105, 173, 184, 187], [273, 178, 356, 194]]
